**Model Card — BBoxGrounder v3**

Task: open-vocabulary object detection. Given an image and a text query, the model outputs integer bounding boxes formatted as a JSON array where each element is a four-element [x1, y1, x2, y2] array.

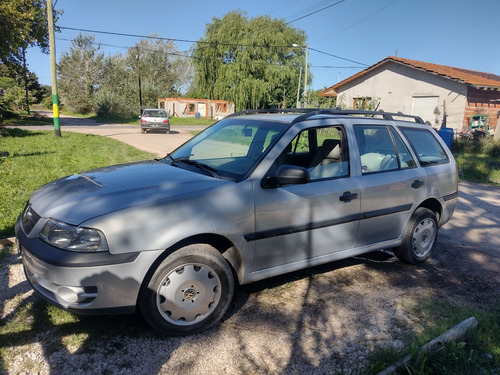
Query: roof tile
[[320, 56, 500, 96]]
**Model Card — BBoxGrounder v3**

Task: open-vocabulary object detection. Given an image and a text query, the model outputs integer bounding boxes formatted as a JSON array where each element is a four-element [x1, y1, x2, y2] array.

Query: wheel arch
[[137, 233, 243, 306], [417, 198, 442, 223]]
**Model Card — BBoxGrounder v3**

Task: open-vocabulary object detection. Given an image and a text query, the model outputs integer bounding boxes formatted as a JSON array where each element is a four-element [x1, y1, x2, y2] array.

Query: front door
[[250, 124, 361, 271]]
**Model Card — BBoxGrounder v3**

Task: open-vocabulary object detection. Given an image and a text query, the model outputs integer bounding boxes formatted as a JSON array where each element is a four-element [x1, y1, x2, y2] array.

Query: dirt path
[[1, 117, 499, 374]]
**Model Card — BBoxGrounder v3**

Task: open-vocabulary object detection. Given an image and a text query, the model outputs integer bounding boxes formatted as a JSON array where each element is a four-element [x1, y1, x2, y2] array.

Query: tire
[[138, 244, 234, 336], [141, 128, 146, 134], [394, 207, 438, 264]]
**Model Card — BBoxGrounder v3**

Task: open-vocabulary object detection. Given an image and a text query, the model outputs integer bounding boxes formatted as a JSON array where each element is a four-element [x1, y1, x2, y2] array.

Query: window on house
[[353, 97, 373, 110]]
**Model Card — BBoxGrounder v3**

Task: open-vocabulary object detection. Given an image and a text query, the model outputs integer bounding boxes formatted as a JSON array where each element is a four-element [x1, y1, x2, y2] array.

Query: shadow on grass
[[2, 128, 44, 138], [11, 151, 57, 158]]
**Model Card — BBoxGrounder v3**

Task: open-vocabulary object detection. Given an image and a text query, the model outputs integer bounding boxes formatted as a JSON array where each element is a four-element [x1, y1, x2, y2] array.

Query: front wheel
[[394, 207, 438, 264], [138, 244, 234, 336]]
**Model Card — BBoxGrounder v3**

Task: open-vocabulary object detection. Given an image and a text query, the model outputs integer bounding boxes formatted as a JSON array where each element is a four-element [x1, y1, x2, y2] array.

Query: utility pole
[[47, 0, 61, 137], [303, 43, 309, 107], [296, 67, 302, 108], [136, 47, 143, 116]]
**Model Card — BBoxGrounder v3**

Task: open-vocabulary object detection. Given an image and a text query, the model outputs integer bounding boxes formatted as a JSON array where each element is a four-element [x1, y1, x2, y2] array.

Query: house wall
[[336, 62, 468, 131], [464, 88, 500, 133], [157, 98, 235, 119]]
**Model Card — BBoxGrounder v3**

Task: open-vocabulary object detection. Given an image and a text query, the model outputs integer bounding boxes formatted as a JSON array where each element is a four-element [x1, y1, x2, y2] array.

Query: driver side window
[[274, 126, 349, 181]]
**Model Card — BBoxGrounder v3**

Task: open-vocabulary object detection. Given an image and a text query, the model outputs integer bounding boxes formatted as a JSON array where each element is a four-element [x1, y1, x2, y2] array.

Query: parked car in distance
[[140, 108, 170, 134], [16, 109, 458, 336]]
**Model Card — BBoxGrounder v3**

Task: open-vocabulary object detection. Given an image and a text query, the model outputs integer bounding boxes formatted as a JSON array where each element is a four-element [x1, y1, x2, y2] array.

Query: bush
[[483, 138, 500, 158], [94, 90, 136, 118], [452, 136, 500, 157]]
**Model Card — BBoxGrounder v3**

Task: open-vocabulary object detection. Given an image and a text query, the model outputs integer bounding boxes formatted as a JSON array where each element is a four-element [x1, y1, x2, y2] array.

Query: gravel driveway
[[1, 118, 499, 374]]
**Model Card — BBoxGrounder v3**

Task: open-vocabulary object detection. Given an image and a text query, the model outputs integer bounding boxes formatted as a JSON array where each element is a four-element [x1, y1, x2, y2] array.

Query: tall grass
[[451, 136, 500, 186], [0, 128, 154, 238]]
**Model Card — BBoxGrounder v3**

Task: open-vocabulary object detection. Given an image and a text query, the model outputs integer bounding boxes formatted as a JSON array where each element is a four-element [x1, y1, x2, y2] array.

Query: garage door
[[411, 96, 439, 124]]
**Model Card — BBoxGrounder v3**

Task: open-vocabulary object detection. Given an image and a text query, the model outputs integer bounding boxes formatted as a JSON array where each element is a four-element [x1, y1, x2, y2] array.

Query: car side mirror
[[262, 165, 310, 189]]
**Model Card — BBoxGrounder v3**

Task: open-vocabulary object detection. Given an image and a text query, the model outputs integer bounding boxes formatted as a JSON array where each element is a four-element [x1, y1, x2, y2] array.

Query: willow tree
[[191, 11, 308, 111]]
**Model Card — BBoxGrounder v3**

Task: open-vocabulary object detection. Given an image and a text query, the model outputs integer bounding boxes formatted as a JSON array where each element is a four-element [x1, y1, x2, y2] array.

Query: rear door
[[352, 123, 426, 247]]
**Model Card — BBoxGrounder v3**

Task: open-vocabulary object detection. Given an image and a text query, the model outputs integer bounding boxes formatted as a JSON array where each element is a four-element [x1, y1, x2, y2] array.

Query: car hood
[[29, 160, 230, 224]]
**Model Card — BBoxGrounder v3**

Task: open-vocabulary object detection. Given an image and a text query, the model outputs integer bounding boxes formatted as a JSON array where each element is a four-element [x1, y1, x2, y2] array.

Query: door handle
[[411, 180, 425, 189], [339, 191, 358, 202]]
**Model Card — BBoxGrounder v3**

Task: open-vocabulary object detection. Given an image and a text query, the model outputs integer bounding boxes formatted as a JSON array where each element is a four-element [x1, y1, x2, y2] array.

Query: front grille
[[21, 204, 40, 235]]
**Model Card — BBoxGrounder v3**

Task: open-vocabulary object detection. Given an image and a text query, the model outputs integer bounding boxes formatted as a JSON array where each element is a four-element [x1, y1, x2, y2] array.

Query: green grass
[[2, 112, 53, 126], [0, 128, 154, 238], [452, 137, 500, 186], [366, 292, 500, 375]]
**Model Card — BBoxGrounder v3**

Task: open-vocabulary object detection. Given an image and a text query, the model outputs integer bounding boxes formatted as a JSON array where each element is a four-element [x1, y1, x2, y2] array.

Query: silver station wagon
[[16, 109, 458, 335]]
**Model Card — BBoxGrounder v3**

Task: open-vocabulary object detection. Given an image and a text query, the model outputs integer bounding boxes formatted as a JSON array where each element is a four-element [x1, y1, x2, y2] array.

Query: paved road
[[11, 112, 208, 157]]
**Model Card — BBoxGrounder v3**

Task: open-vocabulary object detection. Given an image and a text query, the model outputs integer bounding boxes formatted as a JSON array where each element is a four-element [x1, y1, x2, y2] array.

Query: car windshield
[[143, 110, 166, 117], [168, 118, 287, 181]]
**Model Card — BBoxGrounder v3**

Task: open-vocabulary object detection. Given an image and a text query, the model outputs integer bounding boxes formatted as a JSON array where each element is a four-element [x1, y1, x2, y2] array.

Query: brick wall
[[463, 87, 500, 133]]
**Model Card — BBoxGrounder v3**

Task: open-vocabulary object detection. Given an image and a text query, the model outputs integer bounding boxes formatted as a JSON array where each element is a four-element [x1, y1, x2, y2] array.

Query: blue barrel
[[438, 127, 454, 149]]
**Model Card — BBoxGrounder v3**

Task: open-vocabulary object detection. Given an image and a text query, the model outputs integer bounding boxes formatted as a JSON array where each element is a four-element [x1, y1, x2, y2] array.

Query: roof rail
[[226, 108, 425, 124], [225, 108, 313, 118]]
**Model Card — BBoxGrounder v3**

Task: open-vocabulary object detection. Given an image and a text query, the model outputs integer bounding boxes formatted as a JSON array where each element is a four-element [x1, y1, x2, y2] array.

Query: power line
[[59, 25, 368, 67], [308, 47, 368, 66], [60, 26, 194, 45], [286, 0, 346, 24], [316, 0, 400, 42]]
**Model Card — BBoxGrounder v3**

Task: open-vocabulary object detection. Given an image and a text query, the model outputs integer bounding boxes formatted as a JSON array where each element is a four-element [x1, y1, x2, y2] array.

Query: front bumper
[[16, 219, 164, 315]]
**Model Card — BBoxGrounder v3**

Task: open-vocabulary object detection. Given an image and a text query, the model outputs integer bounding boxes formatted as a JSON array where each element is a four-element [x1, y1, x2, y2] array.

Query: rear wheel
[[394, 207, 438, 264], [138, 244, 234, 336]]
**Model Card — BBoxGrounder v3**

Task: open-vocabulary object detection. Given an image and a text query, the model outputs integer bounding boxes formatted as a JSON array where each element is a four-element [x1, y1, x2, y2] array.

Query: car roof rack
[[225, 108, 425, 124]]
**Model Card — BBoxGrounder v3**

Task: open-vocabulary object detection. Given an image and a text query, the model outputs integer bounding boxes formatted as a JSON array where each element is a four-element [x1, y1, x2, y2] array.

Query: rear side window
[[354, 125, 415, 173], [400, 128, 449, 165]]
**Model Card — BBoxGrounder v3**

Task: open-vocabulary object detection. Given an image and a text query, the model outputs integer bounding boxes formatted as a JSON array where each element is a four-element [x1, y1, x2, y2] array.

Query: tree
[[191, 11, 308, 111], [308, 88, 336, 109], [58, 34, 105, 113], [0, 62, 46, 112], [0, 0, 61, 65], [124, 37, 191, 109], [95, 37, 191, 117]]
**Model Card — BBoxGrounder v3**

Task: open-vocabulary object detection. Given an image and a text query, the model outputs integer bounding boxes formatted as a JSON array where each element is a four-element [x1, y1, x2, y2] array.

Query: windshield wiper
[[164, 153, 176, 164], [174, 158, 220, 178]]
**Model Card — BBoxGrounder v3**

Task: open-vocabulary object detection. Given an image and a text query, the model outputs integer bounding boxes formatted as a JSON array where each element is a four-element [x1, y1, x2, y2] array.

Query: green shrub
[[483, 138, 500, 158]]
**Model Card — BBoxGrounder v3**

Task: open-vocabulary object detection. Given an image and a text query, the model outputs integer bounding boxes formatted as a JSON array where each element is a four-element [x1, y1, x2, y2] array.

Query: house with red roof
[[319, 57, 500, 134]]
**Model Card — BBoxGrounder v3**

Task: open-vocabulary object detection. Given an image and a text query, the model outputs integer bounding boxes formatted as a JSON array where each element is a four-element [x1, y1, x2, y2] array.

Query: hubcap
[[412, 218, 436, 257], [156, 263, 221, 326]]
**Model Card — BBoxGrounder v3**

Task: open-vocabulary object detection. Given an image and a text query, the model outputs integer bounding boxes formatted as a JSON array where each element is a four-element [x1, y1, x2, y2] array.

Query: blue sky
[[26, 0, 500, 91]]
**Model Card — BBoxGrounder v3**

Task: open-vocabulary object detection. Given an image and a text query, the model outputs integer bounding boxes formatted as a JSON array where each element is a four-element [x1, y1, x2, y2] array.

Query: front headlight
[[40, 219, 108, 252]]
